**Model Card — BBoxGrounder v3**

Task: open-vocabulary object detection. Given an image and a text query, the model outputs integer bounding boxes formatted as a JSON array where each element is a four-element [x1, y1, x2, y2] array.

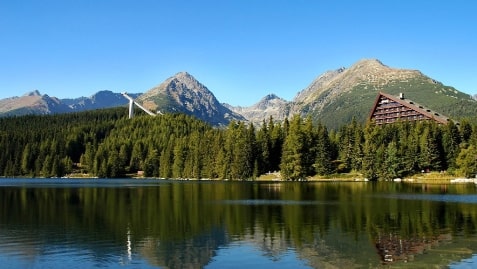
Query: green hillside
[[313, 76, 477, 129]]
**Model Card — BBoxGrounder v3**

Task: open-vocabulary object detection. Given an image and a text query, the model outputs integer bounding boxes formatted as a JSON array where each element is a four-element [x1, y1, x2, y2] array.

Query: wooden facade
[[369, 92, 450, 125]]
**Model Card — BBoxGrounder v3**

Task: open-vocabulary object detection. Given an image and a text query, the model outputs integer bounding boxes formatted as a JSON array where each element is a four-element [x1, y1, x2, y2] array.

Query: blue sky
[[1, 0, 476, 106]]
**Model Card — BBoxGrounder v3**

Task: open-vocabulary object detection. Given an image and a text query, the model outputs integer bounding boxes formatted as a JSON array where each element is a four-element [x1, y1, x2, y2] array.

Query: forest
[[0, 107, 476, 180]]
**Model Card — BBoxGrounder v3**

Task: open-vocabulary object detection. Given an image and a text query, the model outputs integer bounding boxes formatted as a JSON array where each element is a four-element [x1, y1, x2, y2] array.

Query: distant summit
[[24, 90, 42, 97], [137, 72, 245, 126], [0, 90, 139, 116], [0, 90, 70, 116], [64, 90, 141, 111], [226, 93, 288, 124]]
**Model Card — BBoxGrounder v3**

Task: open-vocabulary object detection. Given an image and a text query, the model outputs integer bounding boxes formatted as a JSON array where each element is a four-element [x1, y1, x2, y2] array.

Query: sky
[[0, 1, 476, 106]]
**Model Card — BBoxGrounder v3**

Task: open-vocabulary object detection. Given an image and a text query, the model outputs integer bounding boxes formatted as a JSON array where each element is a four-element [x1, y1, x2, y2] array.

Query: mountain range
[[0, 90, 141, 117], [1, 59, 476, 128]]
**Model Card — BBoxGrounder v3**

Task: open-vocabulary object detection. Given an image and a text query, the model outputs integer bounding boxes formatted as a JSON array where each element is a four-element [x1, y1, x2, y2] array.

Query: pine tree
[[442, 121, 461, 170], [228, 122, 255, 179], [269, 117, 284, 173], [129, 142, 145, 173], [172, 140, 187, 178], [456, 145, 477, 178], [362, 123, 379, 181], [351, 126, 364, 171], [303, 117, 317, 176], [107, 150, 121, 178], [418, 123, 442, 172], [42, 155, 53, 177], [21, 144, 33, 176], [382, 141, 400, 180], [280, 116, 307, 180], [314, 123, 334, 175], [256, 121, 271, 175], [144, 148, 160, 177], [159, 146, 172, 178]]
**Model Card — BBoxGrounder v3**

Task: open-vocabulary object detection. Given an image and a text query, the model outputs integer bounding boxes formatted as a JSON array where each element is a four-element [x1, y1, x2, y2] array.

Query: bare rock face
[[137, 72, 245, 126], [225, 94, 288, 124]]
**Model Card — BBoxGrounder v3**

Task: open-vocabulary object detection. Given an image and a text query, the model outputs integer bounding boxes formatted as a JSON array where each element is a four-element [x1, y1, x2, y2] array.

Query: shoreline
[[2, 174, 477, 185]]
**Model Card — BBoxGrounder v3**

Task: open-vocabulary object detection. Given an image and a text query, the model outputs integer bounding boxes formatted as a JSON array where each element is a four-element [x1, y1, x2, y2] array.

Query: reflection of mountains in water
[[137, 227, 228, 268]]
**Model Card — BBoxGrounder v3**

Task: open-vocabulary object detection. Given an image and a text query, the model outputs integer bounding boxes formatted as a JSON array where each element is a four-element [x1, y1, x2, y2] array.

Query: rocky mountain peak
[[24, 90, 42, 97], [262, 93, 280, 101], [226, 93, 288, 124], [346, 58, 391, 76], [168, 72, 205, 92], [173, 71, 194, 81], [138, 72, 245, 126], [354, 58, 386, 67]]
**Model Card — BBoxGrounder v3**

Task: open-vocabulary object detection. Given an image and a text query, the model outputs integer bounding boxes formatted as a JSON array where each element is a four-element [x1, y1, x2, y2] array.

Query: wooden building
[[369, 92, 450, 125]]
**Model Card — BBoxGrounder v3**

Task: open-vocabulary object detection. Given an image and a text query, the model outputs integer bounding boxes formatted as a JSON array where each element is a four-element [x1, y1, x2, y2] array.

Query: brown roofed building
[[369, 92, 450, 125]]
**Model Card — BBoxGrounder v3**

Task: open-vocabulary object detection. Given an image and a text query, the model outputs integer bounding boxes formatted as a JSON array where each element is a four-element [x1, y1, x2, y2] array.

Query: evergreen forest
[[1, 108, 476, 180]]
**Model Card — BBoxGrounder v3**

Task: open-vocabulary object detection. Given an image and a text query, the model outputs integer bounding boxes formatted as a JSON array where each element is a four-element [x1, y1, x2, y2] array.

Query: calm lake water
[[1, 179, 477, 268]]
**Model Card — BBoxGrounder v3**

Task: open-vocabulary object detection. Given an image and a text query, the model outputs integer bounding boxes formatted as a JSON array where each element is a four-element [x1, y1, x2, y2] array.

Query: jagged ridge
[[225, 94, 288, 124], [137, 72, 245, 126]]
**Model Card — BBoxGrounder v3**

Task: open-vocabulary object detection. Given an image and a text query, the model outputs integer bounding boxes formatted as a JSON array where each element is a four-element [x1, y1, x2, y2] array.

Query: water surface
[[1, 179, 477, 268]]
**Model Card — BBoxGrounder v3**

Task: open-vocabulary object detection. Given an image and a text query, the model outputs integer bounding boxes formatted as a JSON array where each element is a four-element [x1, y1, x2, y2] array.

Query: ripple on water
[[0, 227, 128, 269], [379, 193, 477, 204]]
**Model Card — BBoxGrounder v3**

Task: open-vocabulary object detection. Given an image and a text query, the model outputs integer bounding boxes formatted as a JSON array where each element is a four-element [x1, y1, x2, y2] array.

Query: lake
[[1, 179, 477, 268]]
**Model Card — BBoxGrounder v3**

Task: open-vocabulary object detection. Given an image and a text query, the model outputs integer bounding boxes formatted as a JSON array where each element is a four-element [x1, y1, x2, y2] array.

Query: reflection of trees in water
[[137, 228, 227, 269], [2, 182, 477, 267]]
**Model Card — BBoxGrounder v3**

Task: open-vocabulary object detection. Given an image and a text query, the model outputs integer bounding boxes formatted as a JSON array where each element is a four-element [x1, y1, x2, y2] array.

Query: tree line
[[1, 108, 476, 180]]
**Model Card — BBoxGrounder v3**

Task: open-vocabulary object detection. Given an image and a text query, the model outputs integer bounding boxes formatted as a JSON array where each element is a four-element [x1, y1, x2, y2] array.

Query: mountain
[[0, 90, 71, 116], [225, 94, 288, 124], [136, 72, 245, 126], [0, 90, 138, 117], [282, 59, 477, 129], [62, 90, 141, 111]]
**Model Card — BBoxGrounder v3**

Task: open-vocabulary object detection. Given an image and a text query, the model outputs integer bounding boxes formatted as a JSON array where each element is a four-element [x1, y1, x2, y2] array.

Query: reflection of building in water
[[374, 231, 453, 264]]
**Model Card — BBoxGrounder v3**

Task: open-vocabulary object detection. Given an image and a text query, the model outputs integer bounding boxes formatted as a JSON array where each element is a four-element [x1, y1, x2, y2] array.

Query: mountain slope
[[137, 72, 245, 126], [63, 90, 140, 111], [287, 59, 477, 129], [0, 90, 71, 116]]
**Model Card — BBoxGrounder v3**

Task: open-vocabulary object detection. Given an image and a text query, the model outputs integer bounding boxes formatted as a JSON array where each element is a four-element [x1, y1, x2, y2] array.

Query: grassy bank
[[256, 171, 476, 184]]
